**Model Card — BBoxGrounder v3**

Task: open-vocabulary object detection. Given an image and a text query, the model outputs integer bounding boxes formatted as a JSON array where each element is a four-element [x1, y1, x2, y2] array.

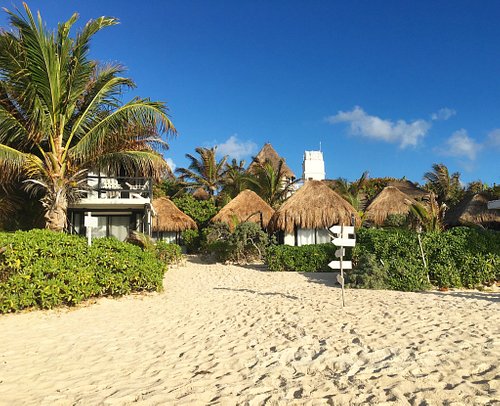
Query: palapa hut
[[211, 189, 275, 231], [247, 143, 295, 180], [445, 193, 500, 230], [269, 180, 361, 246], [192, 187, 210, 201], [152, 197, 197, 243], [364, 186, 416, 226], [387, 180, 429, 201]]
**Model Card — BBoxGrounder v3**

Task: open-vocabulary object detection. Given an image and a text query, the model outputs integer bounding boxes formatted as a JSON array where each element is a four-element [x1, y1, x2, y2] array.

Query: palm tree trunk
[[43, 187, 68, 232]]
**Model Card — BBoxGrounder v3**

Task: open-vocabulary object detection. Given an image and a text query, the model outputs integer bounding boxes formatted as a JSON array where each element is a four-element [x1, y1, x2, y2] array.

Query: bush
[[0, 229, 166, 313], [155, 241, 183, 265], [181, 229, 203, 254], [172, 195, 218, 227], [265, 244, 337, 272], [345, 252, 390, 290], [204, 222, 270, 263]]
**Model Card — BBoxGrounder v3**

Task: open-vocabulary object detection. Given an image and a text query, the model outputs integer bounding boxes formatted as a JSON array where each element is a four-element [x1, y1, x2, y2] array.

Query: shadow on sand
[[299, 272, 340, 289], [213, 287, 299, 300], [420, 290, 500, 304]]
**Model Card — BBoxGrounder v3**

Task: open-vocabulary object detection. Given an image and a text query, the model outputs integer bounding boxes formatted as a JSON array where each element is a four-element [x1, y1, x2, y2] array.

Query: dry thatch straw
[[152, 197, 197, 232], [247, 143, 295, 179], [445, 193, 500, 228], [192, 187, 210, 201], [211, 189, 275, 230], [269, 180, 361, 233], [364, 186, 416, 226], [387, 180, 429, 200]]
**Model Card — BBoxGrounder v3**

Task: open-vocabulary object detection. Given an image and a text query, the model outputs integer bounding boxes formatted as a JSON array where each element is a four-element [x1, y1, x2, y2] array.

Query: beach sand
[[0, 257, 498, 405]]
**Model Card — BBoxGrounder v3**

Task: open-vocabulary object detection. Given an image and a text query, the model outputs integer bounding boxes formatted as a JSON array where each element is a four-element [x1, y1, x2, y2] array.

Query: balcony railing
[[82, 175, 153, 200]]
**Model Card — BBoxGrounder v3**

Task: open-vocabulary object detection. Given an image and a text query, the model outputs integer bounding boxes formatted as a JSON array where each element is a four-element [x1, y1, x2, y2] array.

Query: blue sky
[[1, 0, 499, 185]]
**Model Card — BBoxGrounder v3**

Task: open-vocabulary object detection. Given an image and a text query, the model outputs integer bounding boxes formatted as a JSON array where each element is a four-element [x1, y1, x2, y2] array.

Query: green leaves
[[0, 229, 166, 313]]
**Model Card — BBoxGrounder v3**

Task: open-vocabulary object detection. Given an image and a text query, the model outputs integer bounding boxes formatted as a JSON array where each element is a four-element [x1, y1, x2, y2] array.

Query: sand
[[0, 257, 498, 405]]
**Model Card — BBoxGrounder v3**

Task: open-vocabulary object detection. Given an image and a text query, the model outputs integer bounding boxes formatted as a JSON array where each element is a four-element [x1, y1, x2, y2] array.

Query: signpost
[[328, 225, 356, 307], [84, 212, 98, 246]]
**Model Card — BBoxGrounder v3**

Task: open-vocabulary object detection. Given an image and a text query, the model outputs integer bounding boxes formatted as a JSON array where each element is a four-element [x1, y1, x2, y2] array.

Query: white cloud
[[216, 135, 257, 160], [441, 129, 482, 161], [487, 128, 500, 148], [326, 106, 431, 148], [165, 157, 176, 172], [431, 107, 456, 121]]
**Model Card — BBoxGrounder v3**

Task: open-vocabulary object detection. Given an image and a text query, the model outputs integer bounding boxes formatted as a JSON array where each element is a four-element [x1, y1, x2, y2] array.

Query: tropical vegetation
[[0, 4, 174, 231]]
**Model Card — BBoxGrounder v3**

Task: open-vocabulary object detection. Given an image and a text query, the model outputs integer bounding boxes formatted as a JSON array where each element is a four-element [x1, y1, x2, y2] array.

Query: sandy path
[[0, 258, 498, 405]]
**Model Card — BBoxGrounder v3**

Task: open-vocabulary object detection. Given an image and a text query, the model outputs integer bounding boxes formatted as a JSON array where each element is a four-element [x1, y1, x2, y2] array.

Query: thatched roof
[[445, 193, 500, 228], [192, 187, 210, 201], [364, 186, 416, 226], [387, 180, 429, 200], [247, 143, 295, 179], [152, 197, 197, 232], [269, 180, 360, 233], [211, 189, 275, 230]]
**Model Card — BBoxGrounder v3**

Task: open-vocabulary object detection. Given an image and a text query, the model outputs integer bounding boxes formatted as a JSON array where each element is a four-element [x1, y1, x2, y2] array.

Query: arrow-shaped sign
[[336, 274, 344, 285], [328, 260, 353, 270], [332, 238, 356, 247], [329, 225, 355, 235]]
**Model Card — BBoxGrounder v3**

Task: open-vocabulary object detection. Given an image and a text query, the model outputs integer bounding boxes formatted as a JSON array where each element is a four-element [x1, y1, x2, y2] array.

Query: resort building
[[302, 150, 325, 181], [67, 172, 154, 241], [211, 189, 275, 231], [269, 180, 360, 246], [152, 197, 197, 243]]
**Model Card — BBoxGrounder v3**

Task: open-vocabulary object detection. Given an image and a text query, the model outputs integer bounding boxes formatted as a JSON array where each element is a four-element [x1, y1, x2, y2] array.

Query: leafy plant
[[0, 229, 166, 313]]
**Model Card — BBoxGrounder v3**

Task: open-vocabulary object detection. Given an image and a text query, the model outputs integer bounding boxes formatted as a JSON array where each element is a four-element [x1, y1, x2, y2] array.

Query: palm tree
[[221, 158, 252, 199], [330, 171, 369, 211], [248, 159, 294, 208], [423, 164, 463, 207], [0, 5, 175, 231], [176, 147, 227, 196], [409, 193, 446, 232]]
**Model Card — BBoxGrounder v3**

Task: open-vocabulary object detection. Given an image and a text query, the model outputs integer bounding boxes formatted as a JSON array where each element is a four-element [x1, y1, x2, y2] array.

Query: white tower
[[302, 150, 325, 181]]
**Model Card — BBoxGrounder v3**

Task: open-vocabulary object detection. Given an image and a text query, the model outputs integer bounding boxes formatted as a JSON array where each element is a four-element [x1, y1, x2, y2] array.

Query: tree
[[423, 164, 463, 207], [247, 159, 294, 208], [176, 147, 227, 196], [330, 171, 369, 211], [221, 158, 252, 199], [0, 4, 174, 231], [409, 193, 446, 232]]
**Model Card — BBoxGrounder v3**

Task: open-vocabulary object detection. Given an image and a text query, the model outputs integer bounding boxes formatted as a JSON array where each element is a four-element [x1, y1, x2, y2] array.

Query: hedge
[[264, 227, 500, 291], [0, 229, 167, 313]]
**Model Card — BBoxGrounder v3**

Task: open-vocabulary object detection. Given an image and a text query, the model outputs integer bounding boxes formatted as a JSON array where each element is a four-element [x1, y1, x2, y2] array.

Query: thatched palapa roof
[[247, 143, 295, 179], [152, 197, 197, 232], [269, 180, 360, 233], [445, 193, 500, 229], [387, 180, 429, 201], [192, 187, 210, 201], [364, 186, 416, 226], [211, 189, 275, 230]]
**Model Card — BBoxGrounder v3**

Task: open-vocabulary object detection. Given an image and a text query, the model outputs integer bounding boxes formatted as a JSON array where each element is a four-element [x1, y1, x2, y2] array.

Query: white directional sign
[[332, 238, 356, 247], [328, 260, 353, 270], [329, 225, 355, 235], [329, 224, 357, 308]]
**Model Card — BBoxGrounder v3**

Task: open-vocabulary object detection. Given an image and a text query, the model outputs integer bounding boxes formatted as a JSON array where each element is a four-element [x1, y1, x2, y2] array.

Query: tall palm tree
[[221, 158, 251, 199], [248, 159, 294, 208], [176, 147, 227, 196], [423, 164, 463, 207], [0, 5, 175, 231]]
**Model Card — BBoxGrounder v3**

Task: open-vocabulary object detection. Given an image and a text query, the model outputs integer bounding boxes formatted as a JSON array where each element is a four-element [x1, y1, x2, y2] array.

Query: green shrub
[[265, 244, 337, 272], [204, 222, 270, 263], [155, 241, 183, 264], [345, 252, 390, 290], [173, 195, 218, 227], [181, 229, 203, 253], [0, 229, 166, 313]]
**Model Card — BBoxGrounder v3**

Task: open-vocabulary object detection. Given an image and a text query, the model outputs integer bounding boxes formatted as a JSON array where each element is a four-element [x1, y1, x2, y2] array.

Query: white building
[[302, 150, 325, 181], [67, 172, 154, 241]]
